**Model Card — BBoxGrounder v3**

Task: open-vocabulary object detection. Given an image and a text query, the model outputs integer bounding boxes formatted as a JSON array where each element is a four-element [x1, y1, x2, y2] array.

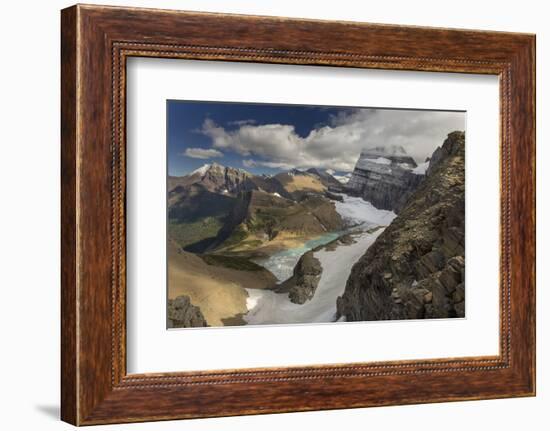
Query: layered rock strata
[[346, 146, 424, 212]]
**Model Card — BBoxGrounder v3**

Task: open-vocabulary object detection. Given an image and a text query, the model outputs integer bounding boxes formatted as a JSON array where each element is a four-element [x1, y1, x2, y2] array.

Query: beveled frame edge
[[61, 4, 535, 426]]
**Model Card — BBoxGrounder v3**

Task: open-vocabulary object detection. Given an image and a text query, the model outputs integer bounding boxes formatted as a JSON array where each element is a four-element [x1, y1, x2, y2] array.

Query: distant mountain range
[[168, 143, 434, 253], [169, 162, 347, 197], [168, 163, 347, 255]]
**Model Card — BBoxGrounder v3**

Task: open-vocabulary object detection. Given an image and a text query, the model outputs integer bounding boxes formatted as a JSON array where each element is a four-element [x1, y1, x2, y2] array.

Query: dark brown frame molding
[[61, 4, 536, 425]]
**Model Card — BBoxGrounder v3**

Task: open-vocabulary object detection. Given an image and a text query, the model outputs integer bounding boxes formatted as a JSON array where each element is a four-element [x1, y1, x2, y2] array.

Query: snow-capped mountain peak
[[190, 164, 211, 177]]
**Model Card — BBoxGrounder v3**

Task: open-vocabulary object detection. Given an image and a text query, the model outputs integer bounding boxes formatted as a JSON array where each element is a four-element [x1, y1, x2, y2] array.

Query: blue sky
[[167, 100, 465, 177]]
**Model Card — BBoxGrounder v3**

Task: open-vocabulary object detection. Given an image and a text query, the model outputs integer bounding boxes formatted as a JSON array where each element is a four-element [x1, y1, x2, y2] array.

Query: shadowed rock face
[[277, 251, 323, 304], [337, 131, 465, 321], [167, 295, 208, 328], [346, 146, 423, 212], [275, 233, 357, 305]]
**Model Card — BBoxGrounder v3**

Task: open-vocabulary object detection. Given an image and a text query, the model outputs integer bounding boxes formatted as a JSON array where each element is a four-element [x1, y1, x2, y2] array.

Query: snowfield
[[244, 194, 394, 325], [366, 156, 392, 165], [333, 172, 352, 184], [335, 194, 396, 228]]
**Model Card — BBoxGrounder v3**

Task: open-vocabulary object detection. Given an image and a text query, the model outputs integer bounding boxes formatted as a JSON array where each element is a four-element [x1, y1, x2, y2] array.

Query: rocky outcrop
[[167, 295, 208, 328], [337, 131, 465, 321], [346, 146, 424, 212], [276, 233, 357, 304], [277, 251, 323, 304]]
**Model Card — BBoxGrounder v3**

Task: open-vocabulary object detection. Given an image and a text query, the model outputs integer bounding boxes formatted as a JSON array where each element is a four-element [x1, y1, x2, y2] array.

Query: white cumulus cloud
[[242, 159, 296, 170], [199, 109, 465, 172], [182, 147, 224, 159]]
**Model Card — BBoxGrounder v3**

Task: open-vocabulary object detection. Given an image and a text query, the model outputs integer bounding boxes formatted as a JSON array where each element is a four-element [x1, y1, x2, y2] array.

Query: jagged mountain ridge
[[168, 162, 253, 196], [169, 163, 344, 199], [337, 131, 466, 321], [168, 164, 346, 254]]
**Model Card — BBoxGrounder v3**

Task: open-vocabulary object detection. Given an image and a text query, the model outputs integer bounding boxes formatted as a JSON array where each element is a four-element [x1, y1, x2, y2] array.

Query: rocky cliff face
[[277, 251, 322, 304], [337, 131, 465, 321], [167, 295, 208, 328], [276, 233, 356, 305], [346, 146, 424, 212]]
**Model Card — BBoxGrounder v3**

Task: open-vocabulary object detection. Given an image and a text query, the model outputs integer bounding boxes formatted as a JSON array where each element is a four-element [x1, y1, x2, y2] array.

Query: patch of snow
[[412, 161, 429, 175], [189, 164, 210, 177], [325, 168, 335, 175], [272, 192, 282, 198], [365, 157, 392, 165], [398, 162, 413, 170], [288, 168, 307, 177], [334, 194, 396, 227], [245, 291, 261, 311], [222, 189, 229, 194], [244, 229, 384, 324]]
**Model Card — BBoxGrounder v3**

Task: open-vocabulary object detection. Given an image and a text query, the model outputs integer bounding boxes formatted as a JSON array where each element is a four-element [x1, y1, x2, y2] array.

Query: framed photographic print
[[61, 4, 536, 425]]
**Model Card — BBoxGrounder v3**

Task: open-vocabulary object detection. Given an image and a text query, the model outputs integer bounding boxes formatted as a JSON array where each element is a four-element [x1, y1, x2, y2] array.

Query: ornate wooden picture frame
[[61, 4, 535, 425]]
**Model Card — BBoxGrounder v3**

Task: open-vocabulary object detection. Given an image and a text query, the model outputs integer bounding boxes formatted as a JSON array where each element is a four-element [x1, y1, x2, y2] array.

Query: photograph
[[166, 101, 466, 328]]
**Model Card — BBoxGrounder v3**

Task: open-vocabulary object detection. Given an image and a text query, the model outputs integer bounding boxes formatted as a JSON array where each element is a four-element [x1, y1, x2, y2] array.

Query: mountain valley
[[167, 132, 465, 328]]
